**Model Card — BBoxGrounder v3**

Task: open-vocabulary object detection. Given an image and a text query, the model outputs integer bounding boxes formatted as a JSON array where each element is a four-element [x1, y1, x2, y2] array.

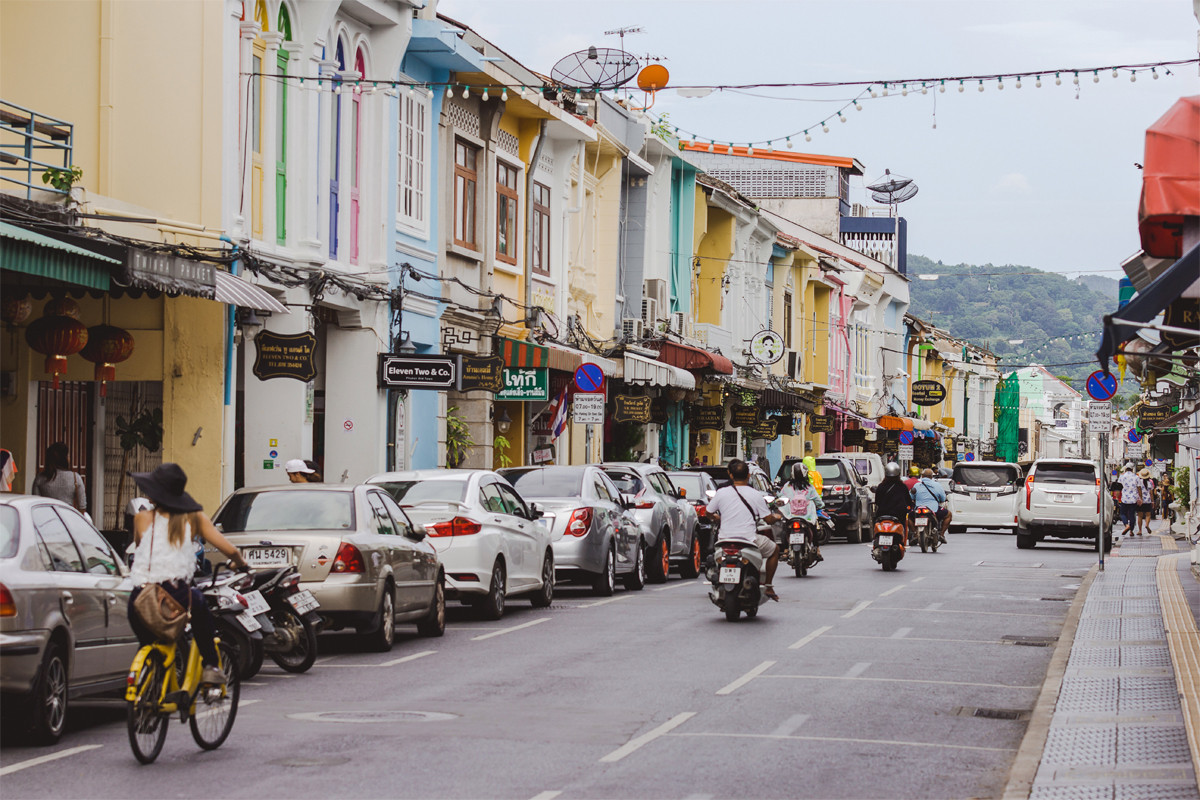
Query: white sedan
[[366, 470, 554, 620]]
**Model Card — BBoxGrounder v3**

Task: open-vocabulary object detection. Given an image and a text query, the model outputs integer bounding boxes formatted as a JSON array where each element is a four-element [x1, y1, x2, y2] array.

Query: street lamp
[[494, 405, 512, 435], [396, 332, 417, 355]]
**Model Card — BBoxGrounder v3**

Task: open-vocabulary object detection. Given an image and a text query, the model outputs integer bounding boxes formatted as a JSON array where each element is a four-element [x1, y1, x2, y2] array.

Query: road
[[0, 531, 1100, 799]]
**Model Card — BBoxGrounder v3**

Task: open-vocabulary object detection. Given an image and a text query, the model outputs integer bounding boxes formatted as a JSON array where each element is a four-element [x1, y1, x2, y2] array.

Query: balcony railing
[[1, 99, 74, 199]]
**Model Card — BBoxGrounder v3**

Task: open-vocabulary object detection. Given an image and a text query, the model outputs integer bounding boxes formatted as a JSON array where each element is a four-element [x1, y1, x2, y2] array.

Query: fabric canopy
[[622, 352, 695, 389], [1139, 95, 1200, 259], [0, 220, 115, 290], [214, 271, 288, 313], [652, 340, 735, 374], [877, 415, 913, 431]]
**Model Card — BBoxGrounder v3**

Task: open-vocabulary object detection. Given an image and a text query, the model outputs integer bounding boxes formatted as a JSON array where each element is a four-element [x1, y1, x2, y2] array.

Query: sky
[[440, 0, 1199, 277]]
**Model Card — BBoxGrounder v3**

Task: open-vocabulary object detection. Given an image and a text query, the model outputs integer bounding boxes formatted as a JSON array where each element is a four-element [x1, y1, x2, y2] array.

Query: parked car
[[814, 457, 873, 542], [825, 452, 886, 489], [212, 484, 444, 652], [947, 461, 1023, 533], [689, 464, 774, 495], [0, 495, 137, 744], [367, 470, 554, 619], [498, 465, 646, 595], [667, 471, 720, 557], [602, 463, 701, 580], [1016, 458, 1112, 551]]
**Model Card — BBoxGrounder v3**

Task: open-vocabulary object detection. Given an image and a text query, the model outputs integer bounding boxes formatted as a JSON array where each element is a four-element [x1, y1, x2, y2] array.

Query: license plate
[[242, 589, 270, 616], [236, 611, 261, 632], [1052, 494, 1075, 503], [287, 590, 320, 614], [976, 492, 991, 500], [789, 533, 805, 545], [718, 566, 741, 585], [243, 547, 290, 567], [877, 534, 894, 546]]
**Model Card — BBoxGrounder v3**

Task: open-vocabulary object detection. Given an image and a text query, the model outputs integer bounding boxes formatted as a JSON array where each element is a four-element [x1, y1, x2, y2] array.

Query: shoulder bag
[[131, 524, 191, 643], [733, 486, 772, 541]]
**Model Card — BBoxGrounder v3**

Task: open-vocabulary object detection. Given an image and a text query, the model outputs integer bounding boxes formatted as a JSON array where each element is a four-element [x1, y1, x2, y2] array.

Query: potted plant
[[445, 406, 474, 468]]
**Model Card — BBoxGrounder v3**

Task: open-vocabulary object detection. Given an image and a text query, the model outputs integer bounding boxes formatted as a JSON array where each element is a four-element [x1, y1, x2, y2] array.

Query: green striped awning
[[498, 336, 548, 369], [0, 221, 116, 290]]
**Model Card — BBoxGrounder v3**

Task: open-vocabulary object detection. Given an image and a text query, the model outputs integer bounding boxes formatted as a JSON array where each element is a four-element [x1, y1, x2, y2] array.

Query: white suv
[[1016, 458, 1112, 551], [947, 461, 1023, 533]]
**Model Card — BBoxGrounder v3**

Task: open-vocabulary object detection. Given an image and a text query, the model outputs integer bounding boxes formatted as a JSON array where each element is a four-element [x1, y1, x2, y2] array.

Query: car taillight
[[427, 516, 483, 537], [0, 583, 14, 617], [566, 507, 593, 536], [332, 542, 366, 573], [1026, 474, 1035, 510], [694, 503, 707, 518], [634, 499, 656, 509], [832, 485, 851, 496]]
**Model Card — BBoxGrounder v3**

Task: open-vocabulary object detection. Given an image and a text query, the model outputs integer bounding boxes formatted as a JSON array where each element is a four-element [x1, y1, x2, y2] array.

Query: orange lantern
[[80, 325, 135, 396], [25, 316, 88, 388], [2, 297, 32, 328]]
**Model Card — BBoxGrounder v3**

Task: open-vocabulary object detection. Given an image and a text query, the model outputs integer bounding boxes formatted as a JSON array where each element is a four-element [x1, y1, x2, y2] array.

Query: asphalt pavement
[[0, 530, 1103, 799]]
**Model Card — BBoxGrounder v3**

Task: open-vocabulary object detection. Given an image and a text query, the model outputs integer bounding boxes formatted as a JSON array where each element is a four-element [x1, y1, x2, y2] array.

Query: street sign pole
[[1098, 431, 1107, 572]]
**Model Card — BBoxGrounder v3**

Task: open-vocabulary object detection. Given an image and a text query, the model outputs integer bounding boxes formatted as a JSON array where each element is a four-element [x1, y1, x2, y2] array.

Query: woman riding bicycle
[[128, 463, 248, 685]]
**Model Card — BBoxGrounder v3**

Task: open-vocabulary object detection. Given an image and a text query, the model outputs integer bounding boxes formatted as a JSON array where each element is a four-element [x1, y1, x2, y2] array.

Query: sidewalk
[[1008, 520, 1200, 800]]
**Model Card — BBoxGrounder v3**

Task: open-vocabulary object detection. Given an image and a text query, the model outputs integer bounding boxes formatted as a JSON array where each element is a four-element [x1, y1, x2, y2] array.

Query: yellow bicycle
[[125, 628, 240, 764]]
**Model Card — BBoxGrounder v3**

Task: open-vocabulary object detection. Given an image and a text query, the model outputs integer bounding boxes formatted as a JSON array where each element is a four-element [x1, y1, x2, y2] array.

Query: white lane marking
[[255, 673, 297, 679], [871, 607, 1060, 619], [844, 662, 871, 678], [879, 584, 906, 597], [578, 596, 628, 609], [471, 618, 550, 641], [194, 698, 260, 721], [599, 712, 697, 762], [890, 627, 913, 639], [529, 792, 562, 800], [682, 795, 714, 800], [770, 714, 809, 737], [788, 625, 833, 650], [910, 576, 926, 583], [925, 602, 944, 611], [380, 650, 437, 667], [671, 731, 1015, 753], [0, 745, 103, 776], [830, 634, 1002, 645], [949, 585, 964, 596], [653, 581, 695, 592], [716, 660, 776, 696], [759, 674, 1039, 690], [842, 600, 872, 618]]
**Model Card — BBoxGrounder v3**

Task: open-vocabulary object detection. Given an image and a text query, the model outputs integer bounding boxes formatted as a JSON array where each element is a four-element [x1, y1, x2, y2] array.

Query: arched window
[[276, 4, 292, 244], [251, 0, 269, 239], [329, 39, 345, 259], [350, 48, 365, 264]]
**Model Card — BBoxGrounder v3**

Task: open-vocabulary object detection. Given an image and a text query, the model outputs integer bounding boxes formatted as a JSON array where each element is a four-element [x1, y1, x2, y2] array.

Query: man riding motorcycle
[[706, 459, 783, 600], [911, 468, 951, 542], [874, 462, 914, 539]]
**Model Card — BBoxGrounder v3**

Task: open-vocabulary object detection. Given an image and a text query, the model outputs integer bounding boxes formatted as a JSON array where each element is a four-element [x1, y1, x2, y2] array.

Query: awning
[[622, 352, 695, 390], [1139, 95, 1200, 259], [910, 417, 934, 431], [823, 398, 876, 427], [0, 221, 115, 290], [499, 336, 549, 369], [877, 415, 914, 432], [545, 341, 619, 376], [214, 271, 288, 313], [762, 388, 812, 412], [652, 340, 735, 375]]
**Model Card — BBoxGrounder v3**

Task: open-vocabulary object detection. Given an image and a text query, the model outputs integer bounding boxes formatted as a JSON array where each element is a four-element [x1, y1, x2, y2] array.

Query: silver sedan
[[601, 463, 701, 582]]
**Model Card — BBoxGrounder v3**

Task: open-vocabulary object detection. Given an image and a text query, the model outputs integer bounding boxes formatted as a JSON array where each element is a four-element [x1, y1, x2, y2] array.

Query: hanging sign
[[749, 329, 785, 364], [650, 396, 670, 425], [1088, 401, 1112, 433], [378, 353, 458, 389], [771, 412, 795, 432], [730, 405, 760, 428], [691, 405, 725, 430], [910, 380, 947, 407], [254, 331, 318, 382], [808, 414, 835, 433], [898, 444, 914, 461], [1162, 297, 1199, 350], [572, 394, 605, 425], [497, 367, 549, 401], [1138, 405, 1174, 428], [573, 363, 606, 393], [750, 419, 779, 441], [614, 395, 652, 423], [842, 428, 866, 446], [459, 355, 504, 393]]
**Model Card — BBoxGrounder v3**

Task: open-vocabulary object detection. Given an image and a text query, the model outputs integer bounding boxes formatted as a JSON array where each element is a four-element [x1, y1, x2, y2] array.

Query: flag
[[548, 384, 570, 440]]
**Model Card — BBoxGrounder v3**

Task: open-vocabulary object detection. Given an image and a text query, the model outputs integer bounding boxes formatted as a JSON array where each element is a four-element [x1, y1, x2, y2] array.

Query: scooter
[[911, 506, 939, 553], [871, 515, 906, 571], [707, 536, 768, 621], [246, 566, 321, 673], [204, 563, 267, 677]]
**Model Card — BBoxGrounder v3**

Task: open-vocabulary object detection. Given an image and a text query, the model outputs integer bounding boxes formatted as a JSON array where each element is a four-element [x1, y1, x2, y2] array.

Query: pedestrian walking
[[1117, 463, 1140, 536], [284, 458, 316, 483], [1137, 468, 1155, 534], [31, 441, 86, 513]]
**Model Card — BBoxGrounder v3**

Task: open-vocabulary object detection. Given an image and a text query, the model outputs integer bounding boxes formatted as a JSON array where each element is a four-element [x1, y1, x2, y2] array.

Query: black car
[[814, 457, 873, 543]]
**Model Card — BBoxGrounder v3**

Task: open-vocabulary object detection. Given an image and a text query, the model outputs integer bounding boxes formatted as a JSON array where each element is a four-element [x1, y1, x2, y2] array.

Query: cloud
[[994, 173, 1033, 193]]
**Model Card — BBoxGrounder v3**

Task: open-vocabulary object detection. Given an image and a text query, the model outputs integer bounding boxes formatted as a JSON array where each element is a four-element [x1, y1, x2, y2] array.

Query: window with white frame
[[396, 88, 429, 235]]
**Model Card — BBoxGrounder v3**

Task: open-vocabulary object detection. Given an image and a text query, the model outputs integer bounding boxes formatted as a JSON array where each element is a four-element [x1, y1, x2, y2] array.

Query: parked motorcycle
[[246, 566, 321, 673], [707, 539, 767, 621], [204, 564, 267, 678], [871, 516, 906, 571], [911, 506, 939, 553]]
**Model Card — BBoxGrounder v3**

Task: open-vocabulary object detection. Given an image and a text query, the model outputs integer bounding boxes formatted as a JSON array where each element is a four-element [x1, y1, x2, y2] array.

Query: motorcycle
[[204, 564, 267, 678], [815, 508, 836, 546], [783, 517, 822, 577], [911, 506, 939, 553], [245, 566, 321, 673], [707, 539, 767, 621], [871, 516, 906, 571]]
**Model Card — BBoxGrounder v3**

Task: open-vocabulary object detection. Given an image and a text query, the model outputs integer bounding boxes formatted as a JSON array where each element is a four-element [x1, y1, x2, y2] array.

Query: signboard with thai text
[[614, 395, 652, 424], [497, 367, 549, 401], [808, 414, 835, 434], [730, 405, 760, 428], [459, 355, 504, 393], [691, 405, 725, 430], [572, 393, 605, 425], [254, 331, 318, 382]]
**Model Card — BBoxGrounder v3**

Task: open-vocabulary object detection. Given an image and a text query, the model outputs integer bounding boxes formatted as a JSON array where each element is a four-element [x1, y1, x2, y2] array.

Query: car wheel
[[647, 531, 670, 584], [591, 546, 616, 596], [479, 560, 506, 620], [1016, 529, 1036, 550], [623, 543, 646, 591], [366, 585, 396, 652], [948, 525, 966, 535], [30, 640, 68, 745], [679, 535, 702, 579], [417, 576, 446, 637], [844, 519, 864, 544], [531, 553, 555, 607]]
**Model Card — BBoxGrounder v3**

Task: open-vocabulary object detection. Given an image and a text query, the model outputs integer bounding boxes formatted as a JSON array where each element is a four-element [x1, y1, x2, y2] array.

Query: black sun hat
[[129, 463, 203, 513]]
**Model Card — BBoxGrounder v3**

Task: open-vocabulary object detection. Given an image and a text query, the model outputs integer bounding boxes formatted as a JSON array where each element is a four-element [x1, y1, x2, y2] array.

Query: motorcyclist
[[911, 468, 951, 542], [874, 462, 914, 540], [706, 459, 783, 601], [903, 465, 920, 491], [802, 455, 823, 495], [779, 462, 825, 563]]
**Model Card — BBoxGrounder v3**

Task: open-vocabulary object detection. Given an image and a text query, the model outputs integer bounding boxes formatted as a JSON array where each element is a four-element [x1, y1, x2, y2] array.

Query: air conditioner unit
[[851, 203, 867, 217], [622, 317, 644, 342], [640, 297, 658, 330], [670, 311, 686, 336], [643, 278, 668, 309], [698, 432, 712, 445], [786, 350, 802, 380]]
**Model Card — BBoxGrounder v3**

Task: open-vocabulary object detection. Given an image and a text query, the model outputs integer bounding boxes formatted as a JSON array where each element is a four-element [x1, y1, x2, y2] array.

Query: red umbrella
[[1139, 95, 1200, 258]]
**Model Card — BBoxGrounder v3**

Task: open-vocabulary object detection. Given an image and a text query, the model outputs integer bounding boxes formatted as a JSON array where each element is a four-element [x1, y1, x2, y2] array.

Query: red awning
[[652, 340, 734, 375], [1139, 95, 1200, 258]]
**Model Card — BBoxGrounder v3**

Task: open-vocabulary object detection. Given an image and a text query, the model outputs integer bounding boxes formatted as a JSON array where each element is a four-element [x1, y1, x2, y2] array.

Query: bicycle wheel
[[126, 649, 170, 764], [189, 641, 240, 750]]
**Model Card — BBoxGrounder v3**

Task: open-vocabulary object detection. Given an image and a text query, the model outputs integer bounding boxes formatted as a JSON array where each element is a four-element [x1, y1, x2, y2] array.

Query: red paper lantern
[[42, 297, 81, 320], [80, 325, 135, 396], [25, 316, 88, 389], [2, 297, 32, 328]]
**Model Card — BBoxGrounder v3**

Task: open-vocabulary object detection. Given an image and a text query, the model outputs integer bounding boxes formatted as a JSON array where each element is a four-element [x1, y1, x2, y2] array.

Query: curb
[[1157, 552, 1200, 790], [1000, 563, 1097, 800]]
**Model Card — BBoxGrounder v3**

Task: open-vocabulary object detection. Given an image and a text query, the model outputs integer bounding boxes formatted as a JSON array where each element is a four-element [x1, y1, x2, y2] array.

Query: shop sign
[[572, 394, 605, 425], [1138, 405, 1174, 428], [378, 353, 458, 389], [842, 428, 866, 446], [730, 405, 760, 428], [941, 417, 955, 427], [650, 396, 669, 425], [1162, 297, 1199, 350], [254, 331, 318, 382], [126, 247, 216, 296], [749, 329, 785, 364], [691, 404, 725, 430], [911, 380, 947, 407], [863, 439, 884, 453], [498, 367, 549, 401], [750, 419, 779, 441], [614, 395, 652, 423], [771, 412, 795, 433], [459, 355, 504, 393], [808, 414, 835, 433], [532, 446, 555, 464]]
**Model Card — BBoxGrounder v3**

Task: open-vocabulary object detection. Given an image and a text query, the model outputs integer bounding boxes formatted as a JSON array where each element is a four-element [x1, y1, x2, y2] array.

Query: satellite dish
[[637, 64, 669, 91], [867, 169, 919, 205], [551, 47, 640, 91]]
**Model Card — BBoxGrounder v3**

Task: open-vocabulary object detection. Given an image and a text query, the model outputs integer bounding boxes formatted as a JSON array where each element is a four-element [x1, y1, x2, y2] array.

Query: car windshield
[[0, 506, 17, 559], [815, 462, 845, 481], [373, 480, 467, 506], [605, 471, 645, 495], [501, 469, 583, 498], [953, 465, 1019, 486], [670, 475, 707, 497], [1034, 464, 1097, 485], [216, 490, 353, 531]]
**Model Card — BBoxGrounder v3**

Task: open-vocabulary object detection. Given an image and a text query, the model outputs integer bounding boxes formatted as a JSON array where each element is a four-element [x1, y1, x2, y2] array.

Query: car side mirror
[[621, 493, 636, 510], [858, 474, 868, 486], [528, 503, 545, 520], [676, 488, 687, 499], [405, 524, 427, 542]]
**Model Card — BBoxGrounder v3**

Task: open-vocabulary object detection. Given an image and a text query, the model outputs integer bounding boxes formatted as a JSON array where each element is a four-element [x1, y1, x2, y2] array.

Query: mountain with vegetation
[[905, 254, 1130, 391], [1074, 274, 1119, 299]]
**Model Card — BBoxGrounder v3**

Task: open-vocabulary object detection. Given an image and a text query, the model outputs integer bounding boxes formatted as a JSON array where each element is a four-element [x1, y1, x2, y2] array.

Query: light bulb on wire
[[978, 80, 984, 92], [481, 87, 489, 101], [1035, 75, 1042, 88], [804, 130, 812, 142], [958, 81, 964, 93], [501, 87, 508, 100], [462, 85, 470, 98], [446, 84, 453, 98], [821, 123, 829, 133], [920, 83, 928, 94], [1092, 71, 1099, 83], [1055, 73, 1062, 86]]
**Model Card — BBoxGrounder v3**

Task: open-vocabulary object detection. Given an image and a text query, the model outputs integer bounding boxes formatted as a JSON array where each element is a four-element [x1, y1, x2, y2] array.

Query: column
[[280, 42, 304, 249], [236, 21, 260, 240], [260, 31, 285, 248]]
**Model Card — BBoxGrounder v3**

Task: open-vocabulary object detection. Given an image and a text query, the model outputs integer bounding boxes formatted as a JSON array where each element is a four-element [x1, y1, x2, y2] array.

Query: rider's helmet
[[909, 465, 920, 477], [792, 462, 809, 485], [884, 462, 902, 478]]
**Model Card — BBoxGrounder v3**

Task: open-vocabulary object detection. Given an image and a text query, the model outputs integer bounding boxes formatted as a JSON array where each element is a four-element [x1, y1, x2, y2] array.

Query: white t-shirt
[[706, 484, 770, 544]]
